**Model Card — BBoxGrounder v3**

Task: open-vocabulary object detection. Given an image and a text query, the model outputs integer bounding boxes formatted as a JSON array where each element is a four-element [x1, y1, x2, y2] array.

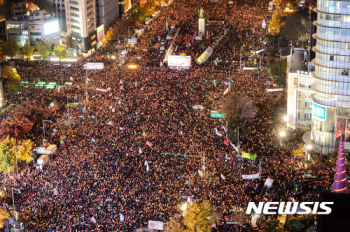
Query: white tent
[[264, 178, 274, 188]]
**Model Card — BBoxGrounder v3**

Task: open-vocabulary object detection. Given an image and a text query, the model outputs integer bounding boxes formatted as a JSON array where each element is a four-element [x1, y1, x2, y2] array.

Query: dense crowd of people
[[0, 0, 336, 231]]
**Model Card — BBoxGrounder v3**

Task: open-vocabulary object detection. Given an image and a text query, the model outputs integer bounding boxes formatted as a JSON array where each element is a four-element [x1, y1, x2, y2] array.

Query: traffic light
[[205, 80, 207, 82], [174, 154, 177, 157], [184, 155, 187, 158], [164, 153, 167, 156]]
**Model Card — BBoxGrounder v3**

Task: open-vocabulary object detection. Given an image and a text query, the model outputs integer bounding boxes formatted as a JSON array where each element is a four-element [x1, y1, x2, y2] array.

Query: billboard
[[168, 55, 191, 67], [44, 20, 59, 35], [312, 103, 326, 121], [97, 24, 104, 43]]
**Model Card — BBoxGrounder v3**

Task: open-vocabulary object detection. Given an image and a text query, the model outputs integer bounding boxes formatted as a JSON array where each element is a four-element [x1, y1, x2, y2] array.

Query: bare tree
[[222, 93, 257, 123]]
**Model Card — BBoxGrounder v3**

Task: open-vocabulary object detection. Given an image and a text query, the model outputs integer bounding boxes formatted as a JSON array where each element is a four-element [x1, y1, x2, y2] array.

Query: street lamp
[[180, 202, 188, 212], [11, 187, 21, 212], [239, 44, 245, 71], [190, 144, 204, 171], [14, 146, 25, 178], [279, 131, 286, 146], [283, 115, 289, 122], [42, 120, 53, 146], [305, 144, 312, 167], [67, 96, 75, 121]]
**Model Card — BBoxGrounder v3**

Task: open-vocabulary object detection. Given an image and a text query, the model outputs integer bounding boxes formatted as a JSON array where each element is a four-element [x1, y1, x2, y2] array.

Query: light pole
[[239, 44, 245, 71], [279, 131, 286, 146], [305, 144, 312, 167], [11, 187, 21, 212], [118, 35, 125, 46], [14, 146, 25, 178], [190, 144, 204, 171], [42, 120, 53, 146], [67, 96, 75, 121], [283, 115, 289, 127]]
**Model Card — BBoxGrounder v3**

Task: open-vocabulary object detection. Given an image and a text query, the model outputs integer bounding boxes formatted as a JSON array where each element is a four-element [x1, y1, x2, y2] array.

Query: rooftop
[[288, 47, 308, 73]]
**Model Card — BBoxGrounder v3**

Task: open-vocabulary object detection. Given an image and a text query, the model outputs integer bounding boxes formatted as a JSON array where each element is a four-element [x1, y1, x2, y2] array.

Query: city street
[[0, 0, 336, 231]]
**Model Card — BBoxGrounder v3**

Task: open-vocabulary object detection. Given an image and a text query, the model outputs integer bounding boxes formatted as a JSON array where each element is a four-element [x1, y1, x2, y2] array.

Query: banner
[[242, 152, 250, 159], [242, 173, 260, 180], [96, 88, 108, 92], [148, 221, 164, 230]]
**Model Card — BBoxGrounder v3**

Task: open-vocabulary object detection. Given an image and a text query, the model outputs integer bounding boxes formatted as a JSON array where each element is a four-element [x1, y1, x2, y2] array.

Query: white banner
[[148, 221, 163, 230], [267, 88, 283, 92], [96, 88, 108, 92], [242, 173, 260, 180]]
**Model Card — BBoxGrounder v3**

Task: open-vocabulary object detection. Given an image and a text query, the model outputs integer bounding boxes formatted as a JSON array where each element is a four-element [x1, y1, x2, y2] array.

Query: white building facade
[[311, 0, 350, 153]]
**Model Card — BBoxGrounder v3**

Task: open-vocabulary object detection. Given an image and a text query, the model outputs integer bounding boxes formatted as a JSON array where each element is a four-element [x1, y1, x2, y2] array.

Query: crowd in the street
[[0, 0, 336, 232]]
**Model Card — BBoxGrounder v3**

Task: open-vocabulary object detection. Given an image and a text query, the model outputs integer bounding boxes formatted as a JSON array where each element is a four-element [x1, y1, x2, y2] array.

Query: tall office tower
[[65, 0, 98, 53], [95, 0, 119, 33], [312, 0, 350, 153]]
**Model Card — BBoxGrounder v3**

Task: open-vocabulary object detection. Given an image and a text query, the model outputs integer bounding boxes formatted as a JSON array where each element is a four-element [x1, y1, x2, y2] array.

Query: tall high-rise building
[[62, 0, 119, 53], [311, 0, 350, 153]]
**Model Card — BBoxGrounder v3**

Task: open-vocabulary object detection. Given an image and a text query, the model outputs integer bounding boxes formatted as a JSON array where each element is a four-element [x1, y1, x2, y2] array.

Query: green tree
[[22, 40, 35, 60], [262, 220, 278, 232], [2, 136, 33, 164], [0, 142, 13, 173], [284, 220, 306, 232], [53, 44, 67, 62], [184, 201, 219, 232], [2, 65, 21, 95], [269, 12, 281, 35], [268, 59, 287, 87], [280, 13, 309, 40], [169, 218, 187, 232], [36, 41, 51, 59], [2, 37, 20, 59]]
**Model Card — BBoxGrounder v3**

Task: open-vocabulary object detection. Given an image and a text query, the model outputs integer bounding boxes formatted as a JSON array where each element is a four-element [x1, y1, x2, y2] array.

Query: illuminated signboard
[[312, 102, 326, 121], [44, 20, 59, 35], [168, 55, 191, 67]]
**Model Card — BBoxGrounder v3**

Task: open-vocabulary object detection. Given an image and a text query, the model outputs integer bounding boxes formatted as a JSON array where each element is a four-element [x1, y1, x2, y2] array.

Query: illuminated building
[[311, 0, 350, 153]]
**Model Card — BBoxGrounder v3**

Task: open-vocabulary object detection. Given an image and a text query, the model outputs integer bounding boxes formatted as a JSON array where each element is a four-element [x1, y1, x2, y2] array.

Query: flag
[[215, 128, 223, 137], [251, 154, 257, 161], [120, 213, 124, 222], [222, 125, 227, 132], [142, 132, 147, 137], [139, 147, 142, 154], [242, 152, 250, 159], [146, 164, 150, 172], [221, 173, 226, 180], [109, 93, 113, 97], [224, 140, 229, 146], [166, 19, 169, 34], [230, 142, 239, 152], [92, 138, 95, 142], [223, 87, 230, 95], [91, 217, 97, 223], [145, 160, 148, 166], [146, 140, 152, 147], [119, 85, 123, 90], [119, 127, 124, 130], [135, 80, 137, 87]]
